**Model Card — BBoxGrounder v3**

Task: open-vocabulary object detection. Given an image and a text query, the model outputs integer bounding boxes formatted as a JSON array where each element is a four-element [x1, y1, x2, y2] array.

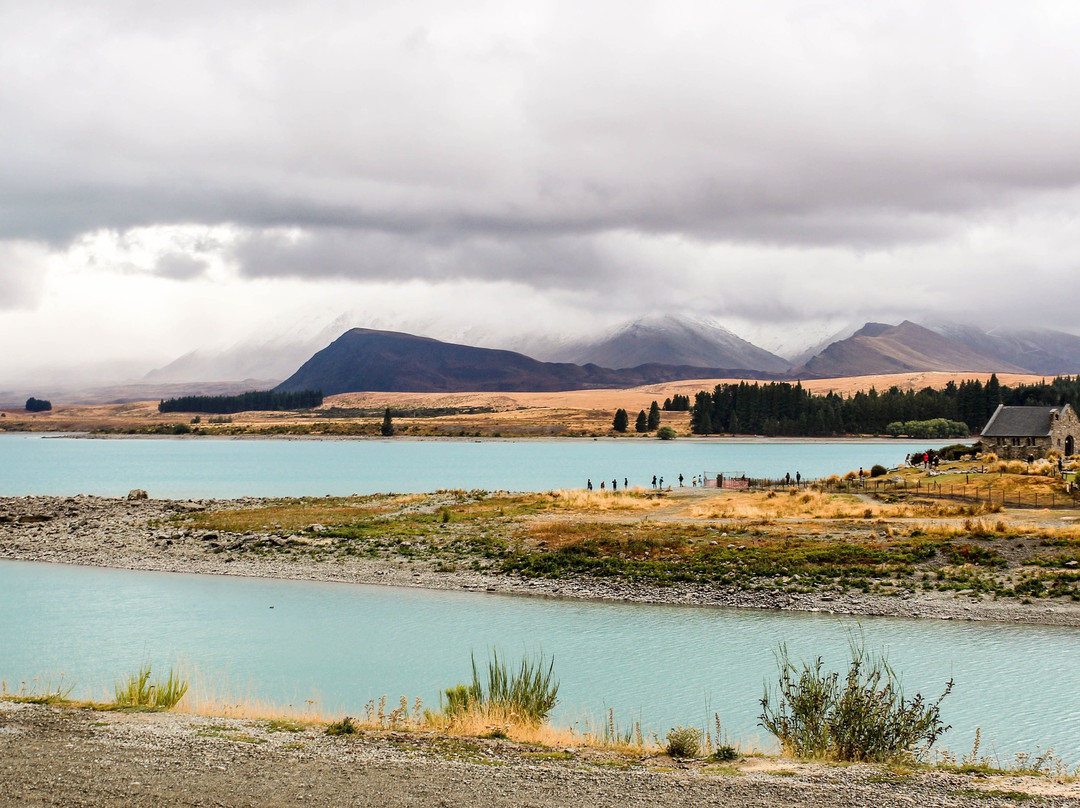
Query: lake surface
[[2, 560, 1077, 763], [0, 434, 942, 498]]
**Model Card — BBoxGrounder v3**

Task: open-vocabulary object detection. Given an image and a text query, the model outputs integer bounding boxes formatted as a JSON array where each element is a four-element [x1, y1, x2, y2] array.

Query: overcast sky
[[3, 0, 1080, 384]]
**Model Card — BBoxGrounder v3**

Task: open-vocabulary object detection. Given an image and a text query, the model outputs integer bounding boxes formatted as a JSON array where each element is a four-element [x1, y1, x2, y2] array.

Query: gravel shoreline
[[3, 494, 1080, 627], [2, 700, 1077, 808]]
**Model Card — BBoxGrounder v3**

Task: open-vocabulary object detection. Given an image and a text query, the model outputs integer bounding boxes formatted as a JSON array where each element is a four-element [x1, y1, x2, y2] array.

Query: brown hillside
[[798, 321, 1029, 377]]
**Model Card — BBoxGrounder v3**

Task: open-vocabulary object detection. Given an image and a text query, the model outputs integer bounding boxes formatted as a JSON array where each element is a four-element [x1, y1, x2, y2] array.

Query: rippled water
[[2, 560, 1077, 762]]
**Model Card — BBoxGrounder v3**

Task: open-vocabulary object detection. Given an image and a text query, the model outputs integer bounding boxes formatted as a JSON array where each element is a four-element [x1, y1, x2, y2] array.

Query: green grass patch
[[441, 650, 559, 726], [266, 719, 305, 733], [112, 664, 187, 710]]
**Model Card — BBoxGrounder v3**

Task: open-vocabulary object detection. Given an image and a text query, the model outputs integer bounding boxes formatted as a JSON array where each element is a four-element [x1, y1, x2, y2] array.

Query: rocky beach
[[3, 699, 1079, 808]]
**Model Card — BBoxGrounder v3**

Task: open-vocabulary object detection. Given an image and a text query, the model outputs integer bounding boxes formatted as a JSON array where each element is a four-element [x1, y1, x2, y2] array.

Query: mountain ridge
[[545, 314, 792, 372], [795, 320, 1030, 377], [274, 328, 786, 394]]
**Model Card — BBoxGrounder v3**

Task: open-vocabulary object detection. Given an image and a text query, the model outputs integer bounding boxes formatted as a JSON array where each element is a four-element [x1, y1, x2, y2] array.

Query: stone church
[[980, 403, 1080, 459]]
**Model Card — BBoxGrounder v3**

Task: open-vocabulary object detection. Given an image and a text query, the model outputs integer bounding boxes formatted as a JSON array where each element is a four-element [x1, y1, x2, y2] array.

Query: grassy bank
[[167, 479, 1080, 601]]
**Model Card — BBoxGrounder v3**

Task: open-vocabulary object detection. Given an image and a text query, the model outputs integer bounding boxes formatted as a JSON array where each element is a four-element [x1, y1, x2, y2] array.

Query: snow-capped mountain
[[925, 323, 1080, 376], [539, 314, 792, 372]]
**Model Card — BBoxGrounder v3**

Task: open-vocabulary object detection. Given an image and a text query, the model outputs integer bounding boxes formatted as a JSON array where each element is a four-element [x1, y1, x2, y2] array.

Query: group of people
[[906, 452, 939, 469], [586, 472, 805, 491], [586, 474, 687, 491]]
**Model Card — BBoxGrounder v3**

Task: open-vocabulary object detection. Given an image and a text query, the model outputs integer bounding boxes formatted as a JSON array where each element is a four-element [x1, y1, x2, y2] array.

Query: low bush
[[326, 716, 359, 735], [759, 644, 952, 763], [712, 744, 738, 761], [869, 464, 888, 478], [656, 426, 677, 440], [665, 725, 702, 758]]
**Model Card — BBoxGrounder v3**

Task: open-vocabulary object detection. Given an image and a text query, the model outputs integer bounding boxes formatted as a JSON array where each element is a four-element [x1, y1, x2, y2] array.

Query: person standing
[[678, 474, 684, 486], [612, 478, 618, 491], [587, 479, 593, 491]]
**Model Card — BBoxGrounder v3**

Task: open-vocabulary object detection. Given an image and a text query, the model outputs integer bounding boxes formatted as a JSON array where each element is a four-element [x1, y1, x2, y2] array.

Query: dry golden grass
[[181, 684, 655, 753], [541, 489, 667, 512], [687, 489, 992, 521], [5, 369, 1047, 437], [327, 372, 1047, 410], [424, 703, 580, 746], [183, 495, 426, 533]]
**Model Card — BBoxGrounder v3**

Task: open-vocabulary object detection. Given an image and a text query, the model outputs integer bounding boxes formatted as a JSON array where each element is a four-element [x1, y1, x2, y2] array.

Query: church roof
[[981, 404, 1066, 437]]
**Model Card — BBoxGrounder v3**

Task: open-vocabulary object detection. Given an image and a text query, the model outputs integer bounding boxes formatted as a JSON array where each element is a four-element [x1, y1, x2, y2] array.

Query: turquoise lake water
[[4, 433, 1075, 764], [2, 560, 1077, 763], [0, 434, 942, 498]]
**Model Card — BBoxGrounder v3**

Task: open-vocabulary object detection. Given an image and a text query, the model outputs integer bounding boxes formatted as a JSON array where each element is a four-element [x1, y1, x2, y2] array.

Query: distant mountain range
[[34, 313, 1067, 407], [795, 321, 1030, 377], [274, 329, 787, 394], [543, 314, 791, 373], [273, 319, 1080, 397], [926, 323, 1080, 376]]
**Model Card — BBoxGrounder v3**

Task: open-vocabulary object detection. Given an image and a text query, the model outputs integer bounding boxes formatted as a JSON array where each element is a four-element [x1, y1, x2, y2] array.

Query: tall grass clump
[[441, 650, 559, 726], [759, 644, 951, 763], [113, 664, 188, 709]]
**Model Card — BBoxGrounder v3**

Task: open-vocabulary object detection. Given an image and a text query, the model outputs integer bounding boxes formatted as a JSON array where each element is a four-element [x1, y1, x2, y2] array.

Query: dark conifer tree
[[635, 410, 648, 432], [647, 400, 661, 430], [380, 407, 395, 436], [613, 408, 629, 432]]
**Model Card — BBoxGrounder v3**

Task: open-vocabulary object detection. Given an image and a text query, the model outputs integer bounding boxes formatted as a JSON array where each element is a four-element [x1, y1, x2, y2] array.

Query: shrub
[[712, 744, 738, 761], [665, 725, 702, 758], [885, 419, 970, 439], [869, 464, 888, 478], [25, 397, 52, 412], [656, 426, 677, 440], [441, 650, 559, 725], [939, 443, 976, 461], [326, 716, 359, 735], [113, 664, 188, 709], [759, 644, 952, 763]]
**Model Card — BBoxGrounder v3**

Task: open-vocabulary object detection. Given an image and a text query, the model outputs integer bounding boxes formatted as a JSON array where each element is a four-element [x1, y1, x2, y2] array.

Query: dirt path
[[3, 702, 1076, 808]]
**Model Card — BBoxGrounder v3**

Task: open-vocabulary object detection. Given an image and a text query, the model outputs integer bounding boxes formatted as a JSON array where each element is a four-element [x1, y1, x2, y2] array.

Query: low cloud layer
[[2, 1, 1080, 382]]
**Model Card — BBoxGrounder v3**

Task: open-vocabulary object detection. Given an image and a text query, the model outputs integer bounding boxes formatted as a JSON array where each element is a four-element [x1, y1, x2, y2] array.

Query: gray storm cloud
[[2, 0, 1080, 350], [3, 1, 1079, 247]]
